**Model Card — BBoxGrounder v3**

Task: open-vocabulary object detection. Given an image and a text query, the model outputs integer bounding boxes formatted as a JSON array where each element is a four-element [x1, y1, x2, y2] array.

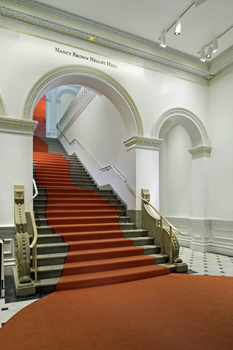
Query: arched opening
[[24, 66, 143, 138]]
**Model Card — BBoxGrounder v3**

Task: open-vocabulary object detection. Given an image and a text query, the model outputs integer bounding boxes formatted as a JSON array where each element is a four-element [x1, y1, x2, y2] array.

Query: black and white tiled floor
[[179, 247, 233, 276], [1, 248, 233, 328]]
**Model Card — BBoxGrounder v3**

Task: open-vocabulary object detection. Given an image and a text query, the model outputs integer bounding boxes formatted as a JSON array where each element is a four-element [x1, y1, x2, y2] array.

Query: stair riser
[[34, 256, 67, 267], [34, 199, 110, 205], [65, 249, 144, 263], [132, 238, 154, 246], [122, 231, 147, 238], [32, 269, 63, 280], [37, 236, 64, 244], [35, 211, 126, 219], [33, 258, 156, 280], [36, 217, 124, 226], [37, 245, 70, 254], [50, 224, 134, 233], [56, 268, 169, 291], [144, 247, 160, 255]]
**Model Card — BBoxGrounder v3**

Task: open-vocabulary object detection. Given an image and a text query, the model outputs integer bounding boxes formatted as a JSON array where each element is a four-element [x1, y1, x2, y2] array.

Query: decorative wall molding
[[0, 226, 15, 266], [154, 108, 210, 148], [189, 146, 212, 159], [0, 117, 37, 135], [0, 96, 5, 116], [57, 87, 96, 135], [23, 65, 143, 136], [1, 1, 232, 85], [167, 217, 233, 256], [124, 136, 163, 151]]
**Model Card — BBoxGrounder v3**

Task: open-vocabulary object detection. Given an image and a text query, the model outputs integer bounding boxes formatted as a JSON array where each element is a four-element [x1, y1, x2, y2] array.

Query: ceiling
[[34, 0, 233, 60]]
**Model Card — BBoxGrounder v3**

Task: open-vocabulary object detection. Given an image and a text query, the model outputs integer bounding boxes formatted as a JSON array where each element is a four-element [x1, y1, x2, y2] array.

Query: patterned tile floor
[[1, 247, 233, 328]]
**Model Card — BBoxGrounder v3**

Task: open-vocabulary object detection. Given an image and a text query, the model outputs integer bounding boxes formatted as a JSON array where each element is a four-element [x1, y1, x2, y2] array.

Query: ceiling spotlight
[[200, 50, 206, 62], [160, 34, 166, 47], [174, 20, 182, 35], [194, 0, 208, 7], [212, 39, 219, 53], [206, 46, 213, 59]]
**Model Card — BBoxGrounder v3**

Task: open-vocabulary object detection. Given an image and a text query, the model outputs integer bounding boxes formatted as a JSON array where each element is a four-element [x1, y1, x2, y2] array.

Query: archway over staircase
[[23, 66, 143, 137]]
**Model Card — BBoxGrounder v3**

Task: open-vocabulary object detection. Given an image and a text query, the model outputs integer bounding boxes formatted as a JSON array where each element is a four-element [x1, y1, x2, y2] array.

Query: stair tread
[[37, 242, 70, 248], [67, 246, 143, 256], [33, 255, 156, 272], [57, 265, 169, 283], [149, 254, 169, 258]]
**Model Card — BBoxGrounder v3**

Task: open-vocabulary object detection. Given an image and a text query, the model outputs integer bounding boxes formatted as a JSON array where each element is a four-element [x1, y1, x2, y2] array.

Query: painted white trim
[[153, 108, 210, 148], [23, 65, 143, 136], [0, 226, 15, 266], [0, 117, 37, 135], [166, 217, 233, 256]]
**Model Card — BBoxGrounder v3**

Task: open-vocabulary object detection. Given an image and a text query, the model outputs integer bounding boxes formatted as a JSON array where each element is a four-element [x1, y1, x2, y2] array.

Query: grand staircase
[[33, 136, 172, 293]]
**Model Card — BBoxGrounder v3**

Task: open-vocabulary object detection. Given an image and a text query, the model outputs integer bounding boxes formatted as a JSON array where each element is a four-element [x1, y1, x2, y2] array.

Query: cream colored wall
[[159, 124, 192, 217], [209, 74, 233, 220]]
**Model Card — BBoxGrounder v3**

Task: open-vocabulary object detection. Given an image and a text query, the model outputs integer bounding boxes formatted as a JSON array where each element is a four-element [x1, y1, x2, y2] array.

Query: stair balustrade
[[57, 125, 186, 267]]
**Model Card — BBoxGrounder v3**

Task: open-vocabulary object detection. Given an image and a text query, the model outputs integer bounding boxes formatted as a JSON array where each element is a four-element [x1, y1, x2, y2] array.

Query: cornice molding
[[124, 136, 163, 151], [0, 116, 37, 134], [188, 146, 212, 159], [0, 2, 232, 85], [57, 88, 95, 135]]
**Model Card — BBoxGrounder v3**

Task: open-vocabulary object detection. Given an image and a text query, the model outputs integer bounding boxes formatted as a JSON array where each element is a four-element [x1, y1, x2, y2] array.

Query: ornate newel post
[[13, 185, 35, 296]]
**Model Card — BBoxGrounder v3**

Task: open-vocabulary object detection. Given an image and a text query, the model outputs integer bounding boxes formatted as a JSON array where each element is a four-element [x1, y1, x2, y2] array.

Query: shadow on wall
[[33, 96, 46, 137]]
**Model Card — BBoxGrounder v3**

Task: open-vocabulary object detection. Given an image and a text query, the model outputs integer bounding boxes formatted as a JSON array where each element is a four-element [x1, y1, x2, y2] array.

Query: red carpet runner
[[33, 136, 170, 290]]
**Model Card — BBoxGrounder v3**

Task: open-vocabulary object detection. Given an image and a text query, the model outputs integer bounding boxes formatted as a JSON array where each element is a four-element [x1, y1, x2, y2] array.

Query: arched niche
[[153, 108, 210, 148], [56, 88, 78, 103], [23, 66, 143, 137]]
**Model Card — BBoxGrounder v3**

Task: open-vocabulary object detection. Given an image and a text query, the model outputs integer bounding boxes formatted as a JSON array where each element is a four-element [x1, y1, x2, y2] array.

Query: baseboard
[[0, 226, 15, 266], [166, 217, 233, 256]]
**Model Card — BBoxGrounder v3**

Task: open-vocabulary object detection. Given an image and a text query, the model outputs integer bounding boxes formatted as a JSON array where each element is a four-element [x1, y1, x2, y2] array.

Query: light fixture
[[174, 20, 182, 35], [200, 50, 206, 61], [160, 34, 166, 47], [206, 46, 213, 59], [194, 0, 208, 7], [212, 39, 219, 53]]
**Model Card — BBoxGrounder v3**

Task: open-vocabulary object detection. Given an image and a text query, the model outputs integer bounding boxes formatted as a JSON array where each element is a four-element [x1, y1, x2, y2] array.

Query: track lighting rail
[[197, 23, 233, 54]]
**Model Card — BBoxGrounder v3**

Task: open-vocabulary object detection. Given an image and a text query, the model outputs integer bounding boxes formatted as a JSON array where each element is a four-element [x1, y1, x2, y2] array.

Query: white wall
[[159, 124, 192, 217], [0, 132, 33, 226], [209, 74, 233, 220], [61, 94, 134, 206]]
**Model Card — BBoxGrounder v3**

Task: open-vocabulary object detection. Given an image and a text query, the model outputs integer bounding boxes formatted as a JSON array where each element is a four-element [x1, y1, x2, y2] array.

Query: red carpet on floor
[[33, 136, 170, 291], [0, 274, 233, 350]]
